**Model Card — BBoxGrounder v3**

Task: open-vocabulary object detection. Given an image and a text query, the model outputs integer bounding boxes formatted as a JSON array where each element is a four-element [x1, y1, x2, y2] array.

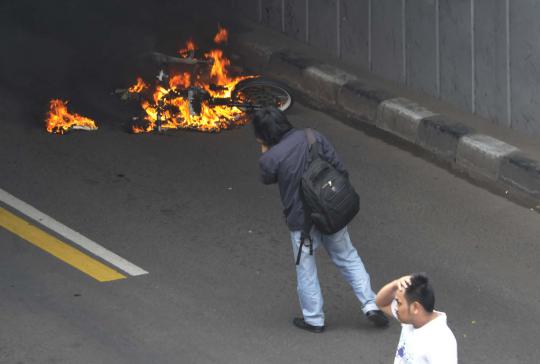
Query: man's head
[[394, 273, 435, 325], [252, 107, 293, 147]]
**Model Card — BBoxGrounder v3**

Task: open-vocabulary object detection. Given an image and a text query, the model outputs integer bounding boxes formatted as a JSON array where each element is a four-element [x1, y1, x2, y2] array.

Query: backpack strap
[[305, 128, 319, 162], [295, 231, 313, 265], [296, 128, 317, 265]]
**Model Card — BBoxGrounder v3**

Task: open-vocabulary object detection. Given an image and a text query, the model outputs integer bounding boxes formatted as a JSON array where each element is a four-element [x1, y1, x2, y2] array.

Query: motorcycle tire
[[231, 77, 294, 112]]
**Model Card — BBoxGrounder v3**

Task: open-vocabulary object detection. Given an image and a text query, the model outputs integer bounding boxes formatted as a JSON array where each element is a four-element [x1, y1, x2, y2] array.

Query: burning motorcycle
[[114, 31, 293, 133]]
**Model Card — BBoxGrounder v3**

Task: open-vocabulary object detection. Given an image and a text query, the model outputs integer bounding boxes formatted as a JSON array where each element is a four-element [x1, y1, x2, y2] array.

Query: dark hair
[[404, 273, 435, 312], [252, 107, 293, 146]]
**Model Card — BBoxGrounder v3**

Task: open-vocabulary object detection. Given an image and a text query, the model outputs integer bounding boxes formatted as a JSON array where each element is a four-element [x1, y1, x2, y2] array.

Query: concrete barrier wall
[[232, 0, 540, 137]]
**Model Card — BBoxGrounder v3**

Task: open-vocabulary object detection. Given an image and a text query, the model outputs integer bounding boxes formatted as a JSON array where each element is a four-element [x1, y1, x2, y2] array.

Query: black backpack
[[296, 129, 360, 264]]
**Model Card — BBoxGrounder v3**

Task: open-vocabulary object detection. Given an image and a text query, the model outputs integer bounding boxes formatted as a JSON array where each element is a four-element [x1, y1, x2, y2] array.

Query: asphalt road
[[1, 1, 539, 363]]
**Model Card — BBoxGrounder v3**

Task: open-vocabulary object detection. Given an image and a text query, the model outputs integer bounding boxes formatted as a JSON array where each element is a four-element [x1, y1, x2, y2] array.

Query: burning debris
[[128, 77, 148, 94], [122, 26, 255, 134], [213, 24, 228, 44], [44, 25, 292, 135], [45, 99, 98, 134]]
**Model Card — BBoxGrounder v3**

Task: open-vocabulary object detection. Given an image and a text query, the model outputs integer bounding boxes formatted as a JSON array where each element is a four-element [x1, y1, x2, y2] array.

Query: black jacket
[[258, 128, 346, 231]]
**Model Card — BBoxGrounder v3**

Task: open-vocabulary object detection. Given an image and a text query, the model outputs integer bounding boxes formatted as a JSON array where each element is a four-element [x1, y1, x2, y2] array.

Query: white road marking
[[0, 188, 148, 276]]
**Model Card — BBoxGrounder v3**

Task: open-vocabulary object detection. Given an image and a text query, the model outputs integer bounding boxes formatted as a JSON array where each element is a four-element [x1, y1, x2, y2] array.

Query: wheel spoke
[[237, 84, 291, 110]]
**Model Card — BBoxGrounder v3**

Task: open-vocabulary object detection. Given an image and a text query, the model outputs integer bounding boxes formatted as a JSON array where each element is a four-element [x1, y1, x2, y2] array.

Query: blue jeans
[[290, 226, 379, 326]]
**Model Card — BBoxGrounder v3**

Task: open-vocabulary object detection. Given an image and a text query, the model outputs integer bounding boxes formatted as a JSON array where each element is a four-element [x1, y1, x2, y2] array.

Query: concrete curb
[[269, 51, 317, 91], [416, 115, 475, 162], [376, 98, 436, 143], [500, 152, 540, 199], [340, 81, 396, 124], [457, 135, 519, 182], [303, 65, 357, 105], [232, 29, 540, 205]]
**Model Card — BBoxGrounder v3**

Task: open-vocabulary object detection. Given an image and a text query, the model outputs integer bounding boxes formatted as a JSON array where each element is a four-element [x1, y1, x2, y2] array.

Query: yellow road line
[[0, 207, 126, 282]]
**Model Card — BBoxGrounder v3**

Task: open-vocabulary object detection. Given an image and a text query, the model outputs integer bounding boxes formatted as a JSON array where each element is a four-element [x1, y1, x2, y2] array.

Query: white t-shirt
[[391, 300, 457, 364]]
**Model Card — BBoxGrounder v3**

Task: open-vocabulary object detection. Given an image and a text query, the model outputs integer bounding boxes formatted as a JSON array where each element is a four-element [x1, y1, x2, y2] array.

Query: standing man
[[375, 273, 458, 363], [253, 107, 388, 333]]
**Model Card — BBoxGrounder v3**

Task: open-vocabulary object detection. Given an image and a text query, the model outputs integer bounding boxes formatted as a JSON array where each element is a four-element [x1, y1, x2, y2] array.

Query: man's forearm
[[376, 275, 412, 307], [375, 280, 398, 307]]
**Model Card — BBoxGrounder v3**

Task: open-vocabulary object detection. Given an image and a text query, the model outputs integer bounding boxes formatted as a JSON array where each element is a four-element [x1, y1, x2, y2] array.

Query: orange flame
[[205, 49, 231, 85], [128, 77, 148, 93], [214, 25, 228, 44], [179, 39, 196, 58], [131, 27, 255, 133], [169, 72, 191, 89], [45, 99, 98, 134]]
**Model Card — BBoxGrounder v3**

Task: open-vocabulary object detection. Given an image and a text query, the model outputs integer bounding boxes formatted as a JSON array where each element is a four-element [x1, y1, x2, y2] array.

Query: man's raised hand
[[396, 275, 412, 291]]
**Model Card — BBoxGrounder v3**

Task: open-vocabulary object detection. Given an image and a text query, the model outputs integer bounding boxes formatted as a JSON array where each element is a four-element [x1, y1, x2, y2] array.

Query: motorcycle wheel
[[231, 77, 293, 112]]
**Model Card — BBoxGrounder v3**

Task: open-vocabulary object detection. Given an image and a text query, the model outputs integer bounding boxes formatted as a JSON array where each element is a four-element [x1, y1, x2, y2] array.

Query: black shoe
[[292, 317, 325, 333], [366, 310, 389, 327]]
